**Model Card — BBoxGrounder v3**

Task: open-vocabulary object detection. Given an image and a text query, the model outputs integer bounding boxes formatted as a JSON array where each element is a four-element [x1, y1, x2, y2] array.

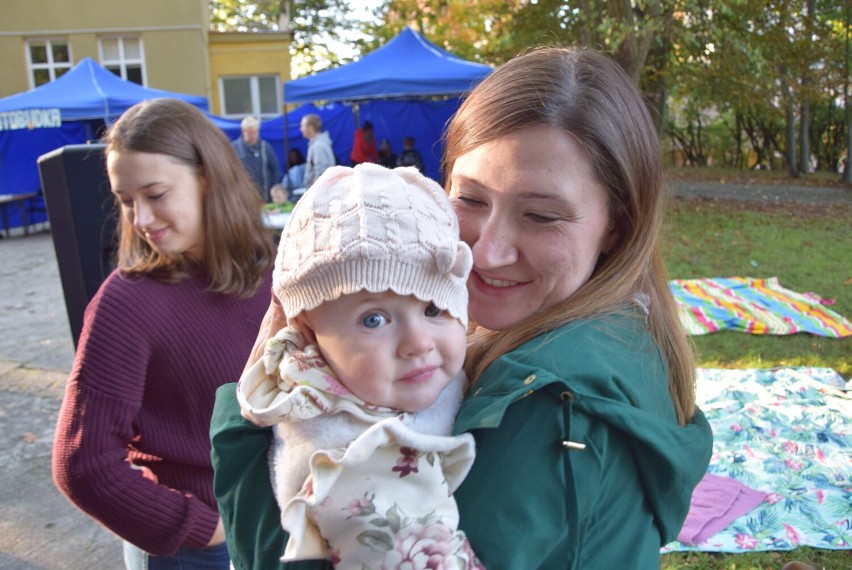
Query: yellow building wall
[[1, 0, 209, 99], [209, 32, 292, 116]]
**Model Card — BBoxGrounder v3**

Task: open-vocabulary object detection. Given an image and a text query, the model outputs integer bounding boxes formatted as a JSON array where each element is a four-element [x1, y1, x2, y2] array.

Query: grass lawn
[[659, 187, 850, 569], [663, 197, 851, 377], [661, 547, 846, 569]]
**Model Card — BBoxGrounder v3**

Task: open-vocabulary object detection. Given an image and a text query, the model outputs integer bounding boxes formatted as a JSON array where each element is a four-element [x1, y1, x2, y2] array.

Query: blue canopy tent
[[0, 57, 208, 233], [282, 27, 491, 181], [284, 27, 492, 103]]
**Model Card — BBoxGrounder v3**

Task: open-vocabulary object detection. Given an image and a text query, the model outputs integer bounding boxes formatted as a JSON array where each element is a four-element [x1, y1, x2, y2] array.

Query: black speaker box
[[38, 143, 116, 348]]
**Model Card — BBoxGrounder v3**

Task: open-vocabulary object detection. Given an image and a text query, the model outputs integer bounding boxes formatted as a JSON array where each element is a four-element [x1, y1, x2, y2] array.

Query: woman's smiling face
[[448, 124, 617, 331]]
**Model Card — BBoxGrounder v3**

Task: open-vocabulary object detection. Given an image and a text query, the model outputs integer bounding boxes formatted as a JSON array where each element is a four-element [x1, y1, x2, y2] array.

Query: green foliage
[[209, 2, 850, 178], [210, 0, 283, 31], [358, 0, 519, 65], [811, 99, 847, 172], [665, 0, 849, 173], [210, 0, 360, 72], [363, 0, 676, 82], [287, 0, 362, 71]]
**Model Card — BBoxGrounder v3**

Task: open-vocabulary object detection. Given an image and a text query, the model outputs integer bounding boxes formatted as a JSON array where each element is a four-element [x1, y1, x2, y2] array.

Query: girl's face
[[449, 125, 617, 331], [108, 149, 206, 259], [296, 291, 466, 413]]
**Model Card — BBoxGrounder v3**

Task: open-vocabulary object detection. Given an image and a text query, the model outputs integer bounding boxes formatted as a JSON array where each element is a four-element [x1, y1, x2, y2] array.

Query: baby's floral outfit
[[237, 326, 481, 569]]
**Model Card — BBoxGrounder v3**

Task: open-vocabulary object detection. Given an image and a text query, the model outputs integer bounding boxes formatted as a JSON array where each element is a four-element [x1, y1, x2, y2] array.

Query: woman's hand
[[207, 517, 226, 546], [244, 295, 287, 374]]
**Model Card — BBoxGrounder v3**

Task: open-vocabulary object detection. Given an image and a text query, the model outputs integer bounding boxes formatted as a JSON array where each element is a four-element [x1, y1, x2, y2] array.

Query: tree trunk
[[845, 0, 852, 183], [845, 112, 852, 183], [608, 0, 661, 85], [785, 100, 798, 177], [578, 0, 596, 47], [798, 0, 814, 175], [798, 101, 810, 174], [278, 0, 290, 30]]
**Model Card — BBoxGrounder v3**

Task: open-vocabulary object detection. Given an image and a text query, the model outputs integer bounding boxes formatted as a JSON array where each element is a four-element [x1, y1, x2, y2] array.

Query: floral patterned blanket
[[662, 367, 851, 553]]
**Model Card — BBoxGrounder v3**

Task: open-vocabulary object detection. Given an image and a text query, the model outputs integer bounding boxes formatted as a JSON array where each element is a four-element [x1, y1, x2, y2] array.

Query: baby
[[269, 183, 290, 204], [237, 163, 482, 569]]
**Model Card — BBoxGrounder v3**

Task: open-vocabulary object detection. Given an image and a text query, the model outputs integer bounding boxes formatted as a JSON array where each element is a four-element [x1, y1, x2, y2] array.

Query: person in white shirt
[[300, 114, 336, 191]]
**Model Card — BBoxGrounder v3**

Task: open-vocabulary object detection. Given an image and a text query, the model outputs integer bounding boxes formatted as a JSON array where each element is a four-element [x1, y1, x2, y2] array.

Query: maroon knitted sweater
[[52, 267, 271, 555]]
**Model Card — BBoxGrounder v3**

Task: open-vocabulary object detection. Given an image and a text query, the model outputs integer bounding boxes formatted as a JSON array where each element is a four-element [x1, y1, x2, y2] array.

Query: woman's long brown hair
[[443, 48, 696, 425]]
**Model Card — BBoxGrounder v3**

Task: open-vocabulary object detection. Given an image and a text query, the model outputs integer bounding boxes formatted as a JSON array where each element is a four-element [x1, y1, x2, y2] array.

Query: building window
[[100, 37, 145, 85], [27, 39, 72, 87], [220, 75, 280, 118]]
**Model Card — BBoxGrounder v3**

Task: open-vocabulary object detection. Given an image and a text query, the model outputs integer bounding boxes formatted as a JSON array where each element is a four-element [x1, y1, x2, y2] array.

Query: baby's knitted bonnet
[[274, 163, 471, 327]]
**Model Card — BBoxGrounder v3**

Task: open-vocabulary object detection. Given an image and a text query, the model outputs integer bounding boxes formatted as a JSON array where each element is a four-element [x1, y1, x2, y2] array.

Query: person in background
[[396, 136, 425, 174], [377, 138, 397, 168], [52, 98, 275, 570], [231, 116, 281, 202], [239, 163, 480, 568], [282, 148, 306, 194], [349, 120, 378, 165], [211, 47, 713, 570], [269, 184, 290, 206], [300, 113, 336, 190]]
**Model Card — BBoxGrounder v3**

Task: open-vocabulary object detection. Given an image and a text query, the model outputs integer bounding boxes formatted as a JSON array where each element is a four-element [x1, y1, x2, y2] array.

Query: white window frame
[[26, 38, 72, 88], [218, 75, 281, 119], [99, 36, 146, 85]]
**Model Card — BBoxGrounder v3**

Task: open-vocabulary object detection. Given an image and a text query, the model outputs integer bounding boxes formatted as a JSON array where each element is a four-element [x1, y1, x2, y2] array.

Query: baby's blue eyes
[[360, 303, 443, 328], [361, 312, 388, 329], [424, 302, 441, 317]]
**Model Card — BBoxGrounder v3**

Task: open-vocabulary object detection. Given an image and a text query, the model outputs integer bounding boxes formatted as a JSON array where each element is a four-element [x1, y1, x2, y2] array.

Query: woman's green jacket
[[210, 311, 712, 569]]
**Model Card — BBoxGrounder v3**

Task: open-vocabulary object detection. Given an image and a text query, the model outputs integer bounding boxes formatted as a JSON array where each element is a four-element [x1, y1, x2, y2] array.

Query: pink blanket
[[678, 473, 767, 545]]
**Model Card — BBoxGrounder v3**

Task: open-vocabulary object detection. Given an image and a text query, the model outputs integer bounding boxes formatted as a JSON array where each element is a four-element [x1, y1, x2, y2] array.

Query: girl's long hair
[[105, 98, 274, 297]]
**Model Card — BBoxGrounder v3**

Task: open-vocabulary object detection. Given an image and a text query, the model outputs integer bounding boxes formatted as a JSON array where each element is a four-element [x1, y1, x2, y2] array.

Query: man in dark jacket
[[231, 116, 281, 202]]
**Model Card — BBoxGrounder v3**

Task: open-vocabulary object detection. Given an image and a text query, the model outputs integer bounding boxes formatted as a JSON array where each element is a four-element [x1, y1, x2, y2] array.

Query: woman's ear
[[601, 217, 621, 255], [195, 169, 210, 203]]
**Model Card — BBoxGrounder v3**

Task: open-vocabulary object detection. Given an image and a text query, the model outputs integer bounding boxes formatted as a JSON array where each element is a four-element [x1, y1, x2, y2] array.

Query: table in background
[[0, 192, 40, 238], [263, 211, 290, 244]]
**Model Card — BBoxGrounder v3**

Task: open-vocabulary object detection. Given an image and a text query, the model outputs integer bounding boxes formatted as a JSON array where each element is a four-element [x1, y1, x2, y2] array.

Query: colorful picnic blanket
[[670, 277, 852, 337], [662, 367, 851, 553]]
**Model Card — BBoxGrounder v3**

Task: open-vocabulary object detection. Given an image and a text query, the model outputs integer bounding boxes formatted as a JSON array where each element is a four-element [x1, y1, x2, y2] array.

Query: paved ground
[[0, 180, 848, 569], [667, 177, 851, 206], [0, 229, 121, 569]]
